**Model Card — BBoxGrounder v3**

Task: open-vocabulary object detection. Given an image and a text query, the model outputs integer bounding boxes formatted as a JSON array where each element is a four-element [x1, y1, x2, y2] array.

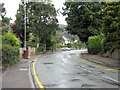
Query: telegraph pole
[[24, 0, 26, 51]]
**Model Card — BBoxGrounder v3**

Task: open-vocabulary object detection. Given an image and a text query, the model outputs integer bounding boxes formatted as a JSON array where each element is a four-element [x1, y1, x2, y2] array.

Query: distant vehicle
[[62, 47, 71, 51]]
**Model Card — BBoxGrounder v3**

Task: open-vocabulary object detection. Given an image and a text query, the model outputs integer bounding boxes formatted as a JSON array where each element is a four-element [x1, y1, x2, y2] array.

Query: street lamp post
[[24, 0, 26, 51]]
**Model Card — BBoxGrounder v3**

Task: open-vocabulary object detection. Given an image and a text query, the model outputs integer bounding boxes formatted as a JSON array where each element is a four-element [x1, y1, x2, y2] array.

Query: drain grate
[[43, 62, 53, 64]]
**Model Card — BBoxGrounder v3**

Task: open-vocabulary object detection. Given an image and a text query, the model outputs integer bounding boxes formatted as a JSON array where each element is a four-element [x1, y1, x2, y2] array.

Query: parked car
[[62, 47, 71, 51]]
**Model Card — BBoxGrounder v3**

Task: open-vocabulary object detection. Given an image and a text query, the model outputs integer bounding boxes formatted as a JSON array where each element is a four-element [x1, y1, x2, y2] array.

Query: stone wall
[[107, 49, 120, 60]]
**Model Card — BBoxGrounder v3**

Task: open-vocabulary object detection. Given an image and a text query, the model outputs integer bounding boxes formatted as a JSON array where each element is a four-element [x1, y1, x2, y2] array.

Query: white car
[[62, 47, 71, 51]]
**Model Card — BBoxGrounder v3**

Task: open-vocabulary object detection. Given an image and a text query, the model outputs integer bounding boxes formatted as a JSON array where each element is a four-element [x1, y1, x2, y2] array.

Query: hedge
[[87, 33, 105, 54], [50, 44, 56, 51], [2, 32, 20, 47], [2, 44, 19, 68], [57, 44, 70, 48], [35, 46, 44, 54]]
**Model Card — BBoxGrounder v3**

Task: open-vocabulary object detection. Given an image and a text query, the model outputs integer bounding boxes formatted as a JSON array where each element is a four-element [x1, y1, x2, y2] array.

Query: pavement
[[0, 54, 41, 89], [81, 53, 120, 68]]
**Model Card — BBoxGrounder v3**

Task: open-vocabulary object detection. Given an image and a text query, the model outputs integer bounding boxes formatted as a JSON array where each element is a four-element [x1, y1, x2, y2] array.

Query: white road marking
[[78, 66, 92, 73], [102, 75, 120, 83], [19, 68, 28, 71]]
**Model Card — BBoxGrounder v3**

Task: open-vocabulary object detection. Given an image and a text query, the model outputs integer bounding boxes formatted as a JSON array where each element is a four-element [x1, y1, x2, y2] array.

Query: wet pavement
[[32, 49, 120, 88], [0, 55, 41, 88]]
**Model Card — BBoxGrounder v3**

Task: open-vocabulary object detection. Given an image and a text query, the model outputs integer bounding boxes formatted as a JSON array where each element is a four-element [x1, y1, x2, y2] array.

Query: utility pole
[[24, 0, 26, 51]]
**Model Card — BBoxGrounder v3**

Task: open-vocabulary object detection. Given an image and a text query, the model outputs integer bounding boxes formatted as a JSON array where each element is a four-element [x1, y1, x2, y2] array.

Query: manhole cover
[[81, 84, 96, 87], [43, 63, 53, 64], [43, 84, 57, 87]]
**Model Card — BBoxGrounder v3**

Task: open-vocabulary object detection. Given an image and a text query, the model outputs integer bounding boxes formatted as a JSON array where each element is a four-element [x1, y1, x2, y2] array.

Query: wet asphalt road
[[33, 49, 119, 88]]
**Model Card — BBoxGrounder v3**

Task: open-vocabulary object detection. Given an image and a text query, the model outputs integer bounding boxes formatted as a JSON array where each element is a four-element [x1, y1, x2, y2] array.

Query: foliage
[[67, 43, 71, 48], [72, 42, 81, 49], [62, 2, 106, 42], [26, 34, 37, 47], [11, 22, 30, 47], [35, 46, 44, 54], [102, 2, 120, 52], [1, 26, 9, 35], [2, 44, 19, 68], [0, 3, 11, 27], [87, 33, 105, 54], [16, 1, 58, 48], [50, 44, 56, 51], [2, 32, 20, 47], [57, 44, 62, 48]]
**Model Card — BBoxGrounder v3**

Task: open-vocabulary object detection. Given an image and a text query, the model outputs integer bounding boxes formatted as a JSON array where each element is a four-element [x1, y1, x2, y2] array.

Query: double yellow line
[[33, 57, 45, 90]]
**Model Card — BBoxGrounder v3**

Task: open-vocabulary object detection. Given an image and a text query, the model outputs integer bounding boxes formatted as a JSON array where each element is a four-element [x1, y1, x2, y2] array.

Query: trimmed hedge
[[87, 33, 105, 54], [2, 44, 19, 68]]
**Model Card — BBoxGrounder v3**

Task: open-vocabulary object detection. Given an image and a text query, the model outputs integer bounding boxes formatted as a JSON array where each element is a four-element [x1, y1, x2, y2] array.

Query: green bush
[[87, 33, 105, 54], [61, 45, 69, 47], [57, 44, 69, 48], [57, 44, 62, 48], [26, 41, 37, 47], [50, 44, 56, 51], [67, 43, 71, 48], [35, 46, 44, 54], [2, 32, 20, 47], [2, 44, 19, 68]]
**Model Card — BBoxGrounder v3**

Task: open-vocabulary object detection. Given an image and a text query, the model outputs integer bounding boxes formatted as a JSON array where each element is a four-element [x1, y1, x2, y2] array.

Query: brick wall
[[19, 47, 36, 59]]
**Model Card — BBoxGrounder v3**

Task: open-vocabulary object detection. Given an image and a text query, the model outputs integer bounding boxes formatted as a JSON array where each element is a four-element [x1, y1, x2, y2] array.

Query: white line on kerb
[[102, 75, 120, 83]]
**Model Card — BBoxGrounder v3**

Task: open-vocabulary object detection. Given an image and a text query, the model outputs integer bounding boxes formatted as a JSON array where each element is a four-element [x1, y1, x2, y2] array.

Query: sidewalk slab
[[0, 55, 41, 88], [81, 53, 119, 68]]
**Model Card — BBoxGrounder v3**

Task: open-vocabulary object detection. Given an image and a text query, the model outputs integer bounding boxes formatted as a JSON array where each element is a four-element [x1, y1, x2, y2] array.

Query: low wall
[[107, 49, 120, 60], [19, 47, 35, 59]]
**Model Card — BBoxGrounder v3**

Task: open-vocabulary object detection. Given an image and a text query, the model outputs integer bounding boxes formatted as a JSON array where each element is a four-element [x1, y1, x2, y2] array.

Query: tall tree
[[0, 3, 11, 34], [15, 1, 58, 48], [102, 2, 120, 52], [62, 2, 105, 42]]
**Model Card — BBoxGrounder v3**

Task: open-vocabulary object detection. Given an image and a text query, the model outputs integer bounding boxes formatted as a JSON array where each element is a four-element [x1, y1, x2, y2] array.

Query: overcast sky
[[0, 0, 67, 25]]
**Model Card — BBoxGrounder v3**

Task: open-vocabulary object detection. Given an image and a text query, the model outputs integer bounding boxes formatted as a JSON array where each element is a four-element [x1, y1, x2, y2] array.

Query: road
[[32, 49, 119, 88]]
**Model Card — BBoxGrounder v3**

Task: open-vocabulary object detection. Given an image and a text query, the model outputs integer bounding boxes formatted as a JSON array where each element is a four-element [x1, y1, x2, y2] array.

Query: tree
[[62, 2, 105, 42], [15, 1, 58, 48], [0, 3, 11, 26], [0, 3, 11, 34], [102, 2, 120, 52]]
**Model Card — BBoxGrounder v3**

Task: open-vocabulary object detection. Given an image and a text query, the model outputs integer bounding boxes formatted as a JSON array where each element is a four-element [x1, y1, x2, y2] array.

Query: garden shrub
[[87, 33, 105, 54], [57, 44, 62, 48], [67, 43, 71, 48], [35, 46, 44, 54], [2, 44, 19, 68], [62, 45, 69, 47], [50, 44, 56, 51], [2, 32, 20, 47]]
